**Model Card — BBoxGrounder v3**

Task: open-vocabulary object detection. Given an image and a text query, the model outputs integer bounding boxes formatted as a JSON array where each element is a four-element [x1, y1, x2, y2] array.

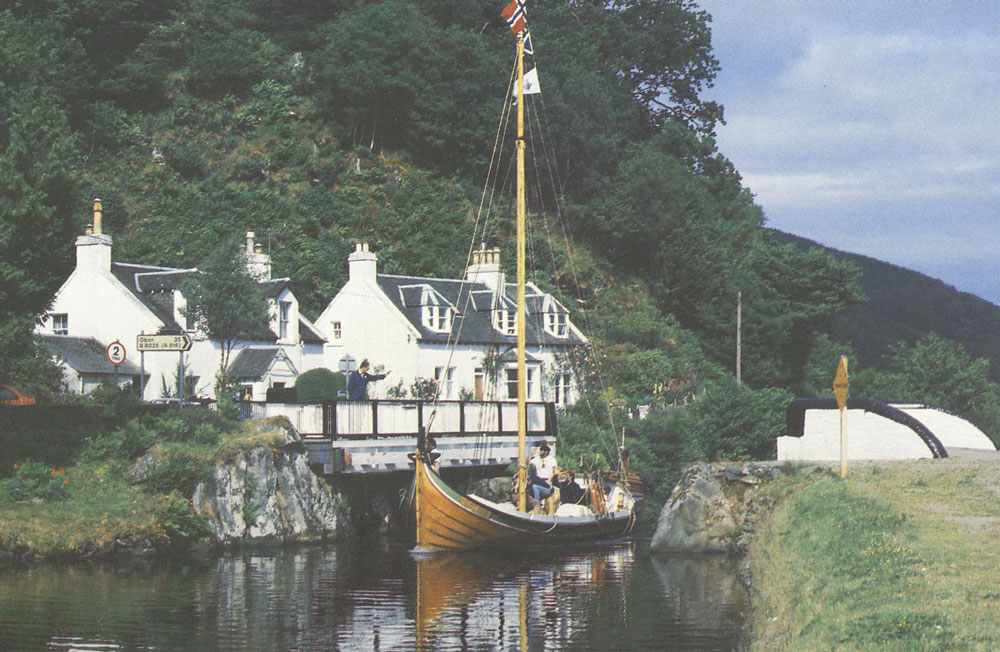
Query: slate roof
[[375, 274, 584, 347], [109, 264, 317, 344], [41, 335, 144, 376], [228, 346, 288, 379], [111, 262, 194, 330], [298, 317, 326, 344]]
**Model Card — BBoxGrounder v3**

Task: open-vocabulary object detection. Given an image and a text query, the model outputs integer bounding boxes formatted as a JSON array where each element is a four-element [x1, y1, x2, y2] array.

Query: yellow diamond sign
[[833, 356, 849, 410]]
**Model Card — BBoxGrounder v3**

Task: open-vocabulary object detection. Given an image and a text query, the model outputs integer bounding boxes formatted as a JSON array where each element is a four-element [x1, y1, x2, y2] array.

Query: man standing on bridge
[[347, 359, 390, 400]]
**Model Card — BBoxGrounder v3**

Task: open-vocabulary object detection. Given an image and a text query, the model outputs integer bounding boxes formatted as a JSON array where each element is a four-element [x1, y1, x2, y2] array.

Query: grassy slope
[[746, 455, 1000, 651], [0, 420, 288, 557]]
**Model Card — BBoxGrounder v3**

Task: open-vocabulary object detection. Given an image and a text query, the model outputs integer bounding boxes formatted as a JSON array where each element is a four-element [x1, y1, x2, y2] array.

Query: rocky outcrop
[[191, 419, 353, 545], [650, 462, 786, 554]]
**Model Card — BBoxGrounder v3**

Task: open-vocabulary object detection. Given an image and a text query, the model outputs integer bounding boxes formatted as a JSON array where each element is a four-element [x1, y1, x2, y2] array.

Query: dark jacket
[[347, 370, 386, 400]]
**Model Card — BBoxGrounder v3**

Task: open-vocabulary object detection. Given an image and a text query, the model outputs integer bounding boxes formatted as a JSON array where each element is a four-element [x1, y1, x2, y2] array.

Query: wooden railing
[[321, 399, 558, 439]]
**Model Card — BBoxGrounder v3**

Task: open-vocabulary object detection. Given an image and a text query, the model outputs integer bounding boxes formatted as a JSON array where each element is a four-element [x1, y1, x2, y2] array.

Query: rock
[[469, 475, 515, 503], [650, 463, 738, 554], [191, 420, 353, 545]]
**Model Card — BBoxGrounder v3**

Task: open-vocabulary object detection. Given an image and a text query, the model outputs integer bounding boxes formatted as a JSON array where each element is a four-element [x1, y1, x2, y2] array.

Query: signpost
[[106, 341, 126, 389], [833, 356, 850, 479], [136, 334, 192, 352], [137, 334, 193, 406]]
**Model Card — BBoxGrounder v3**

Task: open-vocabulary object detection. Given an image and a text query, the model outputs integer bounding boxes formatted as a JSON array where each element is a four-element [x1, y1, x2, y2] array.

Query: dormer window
[[423, 304, 453, 332], [544, 311, 568, 337], [494, 309, 516, 335]]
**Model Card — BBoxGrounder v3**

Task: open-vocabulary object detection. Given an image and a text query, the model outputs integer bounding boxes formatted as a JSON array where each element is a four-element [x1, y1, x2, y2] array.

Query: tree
[[852, 334, 1000, 440], [180, 252, 270, 393], [0, 10, 83, 383]]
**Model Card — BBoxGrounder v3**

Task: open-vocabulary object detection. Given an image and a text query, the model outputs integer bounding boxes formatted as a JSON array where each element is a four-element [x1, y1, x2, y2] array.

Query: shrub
[[0, 460, 70, 502], [158, 491, 214, 546], [143, 446, 215, 498], [294, 367, 345, 403]]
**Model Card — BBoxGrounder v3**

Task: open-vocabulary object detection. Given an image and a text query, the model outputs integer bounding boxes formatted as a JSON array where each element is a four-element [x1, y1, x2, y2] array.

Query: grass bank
[[745, 453, 1000, 651], [0, 412, 289, 560]]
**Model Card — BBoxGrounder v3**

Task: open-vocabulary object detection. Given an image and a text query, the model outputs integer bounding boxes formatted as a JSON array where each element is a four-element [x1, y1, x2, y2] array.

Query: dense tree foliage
[[0, 0, 885, 488]]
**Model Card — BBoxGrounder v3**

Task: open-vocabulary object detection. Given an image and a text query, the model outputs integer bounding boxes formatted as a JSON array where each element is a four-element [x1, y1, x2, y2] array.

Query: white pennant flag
[[513, 67, 542, 99]]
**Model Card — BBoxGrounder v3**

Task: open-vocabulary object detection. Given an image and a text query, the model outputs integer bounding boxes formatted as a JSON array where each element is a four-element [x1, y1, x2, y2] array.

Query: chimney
[[348, 240, 377, 283], [92, 198, 103, 235], [465, 245, 505, 292], [244, 231, 272, 280], [75, 199, 112, 272]]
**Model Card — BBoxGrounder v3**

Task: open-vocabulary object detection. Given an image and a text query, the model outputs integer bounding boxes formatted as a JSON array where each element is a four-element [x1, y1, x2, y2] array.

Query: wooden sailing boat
[[411, 14, 637, 552]]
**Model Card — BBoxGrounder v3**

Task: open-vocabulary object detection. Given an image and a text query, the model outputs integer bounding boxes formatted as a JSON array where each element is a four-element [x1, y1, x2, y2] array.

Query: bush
[[142, 446, 214, 498], [158, 491, 214, 546], [0, 460, 70, 502], [81, 409, 237, 463], [294, 367, 345, 403]]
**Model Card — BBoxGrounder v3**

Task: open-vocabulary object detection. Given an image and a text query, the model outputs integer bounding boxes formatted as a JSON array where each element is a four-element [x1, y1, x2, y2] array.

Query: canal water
[[0, 541, 748, 651]]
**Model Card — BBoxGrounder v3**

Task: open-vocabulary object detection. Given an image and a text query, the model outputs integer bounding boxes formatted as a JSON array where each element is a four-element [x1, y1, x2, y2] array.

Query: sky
[[696, 0, 1000, 304]]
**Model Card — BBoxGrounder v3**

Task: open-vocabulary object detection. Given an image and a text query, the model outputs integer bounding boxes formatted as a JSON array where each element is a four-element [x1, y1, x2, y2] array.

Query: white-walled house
[[315, 242, 586, 405], [37, 202, 325, 401]]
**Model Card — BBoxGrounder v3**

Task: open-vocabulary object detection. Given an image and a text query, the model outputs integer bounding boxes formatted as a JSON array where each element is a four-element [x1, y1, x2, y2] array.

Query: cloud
[[699, 2, 1000, 301]]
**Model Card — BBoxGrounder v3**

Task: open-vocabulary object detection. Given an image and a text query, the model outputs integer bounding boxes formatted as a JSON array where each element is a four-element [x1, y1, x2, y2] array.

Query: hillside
[[772, 230, 1000, 380]]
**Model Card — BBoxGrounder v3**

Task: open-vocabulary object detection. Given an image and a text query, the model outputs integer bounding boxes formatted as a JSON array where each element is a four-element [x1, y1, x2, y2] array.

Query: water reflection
[[0, 542, 747, 652]]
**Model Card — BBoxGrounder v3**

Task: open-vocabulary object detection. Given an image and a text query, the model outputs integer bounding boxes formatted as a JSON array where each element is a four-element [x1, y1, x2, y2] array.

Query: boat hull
[[414, 458, 635, 551]]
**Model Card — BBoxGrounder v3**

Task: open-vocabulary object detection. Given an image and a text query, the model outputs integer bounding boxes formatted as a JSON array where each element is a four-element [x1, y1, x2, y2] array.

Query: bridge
[[241, 399, 559, 474]]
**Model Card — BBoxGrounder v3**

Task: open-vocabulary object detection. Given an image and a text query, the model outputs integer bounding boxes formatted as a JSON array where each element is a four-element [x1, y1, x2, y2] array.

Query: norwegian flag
[[501, 0, 527, 35]]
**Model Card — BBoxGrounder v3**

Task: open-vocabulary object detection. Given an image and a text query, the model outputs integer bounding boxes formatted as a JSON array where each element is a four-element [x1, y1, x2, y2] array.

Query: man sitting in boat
[[528, 442, 558, 509], [553, 469, 587, 506]]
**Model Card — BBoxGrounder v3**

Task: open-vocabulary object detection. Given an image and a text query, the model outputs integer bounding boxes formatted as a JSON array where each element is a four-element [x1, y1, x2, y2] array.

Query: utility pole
[[736, 291, 742, 385]]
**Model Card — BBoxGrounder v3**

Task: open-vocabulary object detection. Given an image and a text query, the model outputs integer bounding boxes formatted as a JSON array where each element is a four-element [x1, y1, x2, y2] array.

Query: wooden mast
[[515, 33, 528, 513]]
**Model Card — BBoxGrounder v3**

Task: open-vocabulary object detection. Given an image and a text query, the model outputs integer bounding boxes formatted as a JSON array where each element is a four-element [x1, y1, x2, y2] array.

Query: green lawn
[[746, 455, 1000, 651]]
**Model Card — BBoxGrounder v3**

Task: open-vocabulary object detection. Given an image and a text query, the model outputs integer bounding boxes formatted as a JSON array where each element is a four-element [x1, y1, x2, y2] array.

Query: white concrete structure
[[777, 398, 996, 461], [315, 243, 585, 405], [37, 202, 325, 401]]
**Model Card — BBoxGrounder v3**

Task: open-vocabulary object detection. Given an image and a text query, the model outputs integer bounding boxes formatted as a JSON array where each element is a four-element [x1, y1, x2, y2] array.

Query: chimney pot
[[92, 198, 103, 235]]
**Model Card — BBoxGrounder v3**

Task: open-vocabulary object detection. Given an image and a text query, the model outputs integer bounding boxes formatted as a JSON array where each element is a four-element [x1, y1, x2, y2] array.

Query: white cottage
[[37, 201, 326, 401], [315, 242, 586, 405]]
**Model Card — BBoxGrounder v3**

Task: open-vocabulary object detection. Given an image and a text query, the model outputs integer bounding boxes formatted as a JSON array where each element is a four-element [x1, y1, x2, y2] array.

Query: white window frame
[[52, 313, 68, 335], [331, 321, 342, 340], [434, 366, 455, 398], [422, 304, 452, 333], [545, 312, 568, 337], [554, 372, 572, 405], [494, 309, 516, 335], [279, 301, 291, 339], [505, 365, 537, 400]]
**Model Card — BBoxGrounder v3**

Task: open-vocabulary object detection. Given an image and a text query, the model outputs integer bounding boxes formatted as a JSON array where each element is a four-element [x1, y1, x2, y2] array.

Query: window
[[494, 309, 516, 335], [434, 366, 455, 398], [279, 301, 291, 339], [545, 312, 568, 337], [331, 321, 342, 340], [474, 367, 485, 400], [506, 366, 537, 399], [422, 305, 452, 332], [506, 368, 518, 399], [52, 313, 68, 335], [554, 372, 572, 405]]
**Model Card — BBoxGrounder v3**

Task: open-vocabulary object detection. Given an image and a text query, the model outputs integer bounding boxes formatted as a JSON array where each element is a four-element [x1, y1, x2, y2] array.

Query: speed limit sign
[[106, 341, 126, 366]]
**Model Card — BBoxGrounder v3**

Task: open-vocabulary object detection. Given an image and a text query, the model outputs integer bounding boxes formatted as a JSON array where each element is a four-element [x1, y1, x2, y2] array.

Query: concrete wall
[[778, 400, 996, 461]]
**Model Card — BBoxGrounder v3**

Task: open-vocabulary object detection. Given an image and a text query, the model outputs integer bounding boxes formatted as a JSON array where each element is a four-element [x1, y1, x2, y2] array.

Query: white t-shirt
[[530, 451, 558, 481]]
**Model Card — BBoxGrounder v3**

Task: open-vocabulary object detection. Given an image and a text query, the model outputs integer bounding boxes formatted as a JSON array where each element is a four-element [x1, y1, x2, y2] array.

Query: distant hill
[[771, 230, 1000, 380]]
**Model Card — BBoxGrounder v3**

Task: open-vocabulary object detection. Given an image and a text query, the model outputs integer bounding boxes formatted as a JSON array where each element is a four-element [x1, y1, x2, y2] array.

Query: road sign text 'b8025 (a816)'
[[137, 334, 192, 352]]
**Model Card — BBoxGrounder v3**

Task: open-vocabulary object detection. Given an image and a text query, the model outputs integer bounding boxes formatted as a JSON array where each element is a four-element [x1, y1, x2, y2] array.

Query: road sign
[[137, 334, 192, 352], [833, 356, 849, 410], [106, 341, 126, 366]]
